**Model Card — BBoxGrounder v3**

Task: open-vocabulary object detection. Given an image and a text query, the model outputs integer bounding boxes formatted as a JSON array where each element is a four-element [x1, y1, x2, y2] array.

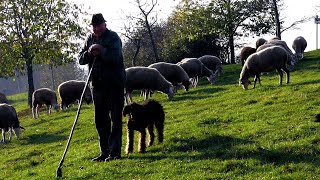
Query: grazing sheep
[[125, 66, 174, 103], [292, 36, 307, 60], [148, 62, 191, 91], [0, 103, 24, 143], [198, 55, 224, 76], [239, 47, 256, 66], [32, 88, 59, 118], [239, 46, 290, 90], [123, 99, 164, 154], [255, 38, 267, 49], [177, 58, 215, 87], [57, 80, 92, 110], [0, 93, 8, 103]]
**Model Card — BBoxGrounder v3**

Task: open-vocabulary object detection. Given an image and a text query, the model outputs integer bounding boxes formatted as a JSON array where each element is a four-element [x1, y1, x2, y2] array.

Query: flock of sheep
[[239, 36, 307, 90], [0, 35, 308, 144]]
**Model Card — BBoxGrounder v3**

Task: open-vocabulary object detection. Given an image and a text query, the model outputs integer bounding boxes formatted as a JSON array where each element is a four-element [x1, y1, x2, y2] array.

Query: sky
[[72, 0, 320, 53]]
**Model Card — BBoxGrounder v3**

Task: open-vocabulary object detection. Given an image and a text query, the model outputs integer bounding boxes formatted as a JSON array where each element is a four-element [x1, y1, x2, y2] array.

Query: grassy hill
[[1, 50, 320, 179]]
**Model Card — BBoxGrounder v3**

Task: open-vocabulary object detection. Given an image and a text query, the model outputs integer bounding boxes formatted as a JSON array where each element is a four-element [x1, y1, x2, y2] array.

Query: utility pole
[[315, 15, 320, 49]]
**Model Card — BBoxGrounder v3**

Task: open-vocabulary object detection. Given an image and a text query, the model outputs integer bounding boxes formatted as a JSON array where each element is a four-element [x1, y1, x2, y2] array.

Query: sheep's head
[[207, 73, 216, 84], [167, 86, 174, 99], [53, 104, 60, 112], [12, 126, 24, 139], [182, 80, 191, 91], [239, 78, 251, 90]]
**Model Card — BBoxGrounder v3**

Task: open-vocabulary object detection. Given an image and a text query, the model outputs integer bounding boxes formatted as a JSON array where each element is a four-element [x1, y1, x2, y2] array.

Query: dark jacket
[[78, 29, 126, 88]]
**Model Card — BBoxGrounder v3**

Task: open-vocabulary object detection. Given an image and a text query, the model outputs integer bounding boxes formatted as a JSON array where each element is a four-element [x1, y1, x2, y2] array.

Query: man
[[79, 13, 126, 162]]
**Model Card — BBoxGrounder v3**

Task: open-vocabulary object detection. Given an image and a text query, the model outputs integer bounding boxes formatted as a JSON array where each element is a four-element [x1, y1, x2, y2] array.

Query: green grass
[[1, 50, 320, 179]]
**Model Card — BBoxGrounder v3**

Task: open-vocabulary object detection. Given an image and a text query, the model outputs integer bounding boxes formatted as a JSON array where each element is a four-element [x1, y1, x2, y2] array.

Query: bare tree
[[121, 16, 145, 66], [135, 0, 160, 62]]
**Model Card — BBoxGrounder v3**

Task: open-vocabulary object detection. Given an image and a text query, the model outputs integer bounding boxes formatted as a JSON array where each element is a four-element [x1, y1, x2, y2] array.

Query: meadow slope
[[1, 50, 320, 179]]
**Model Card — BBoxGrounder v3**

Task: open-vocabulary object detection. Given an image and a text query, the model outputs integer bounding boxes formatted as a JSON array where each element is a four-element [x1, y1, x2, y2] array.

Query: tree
[[161, 0, 224, 63], [134, 0, 160, 62], [0, 0, 89, 106], [268, 0, 312, 39], [208, 0, 275, 64]]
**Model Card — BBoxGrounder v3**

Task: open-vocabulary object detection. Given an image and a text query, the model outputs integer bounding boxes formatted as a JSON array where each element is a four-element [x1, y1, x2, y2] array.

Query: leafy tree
[[0, 0, 89, 106], [208, 0, 275, 64], [161, 0, 223, 63]]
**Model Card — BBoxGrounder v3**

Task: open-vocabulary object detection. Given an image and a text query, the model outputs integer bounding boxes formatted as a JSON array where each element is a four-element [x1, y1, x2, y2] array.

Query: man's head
[[91, 13, 107, 38]]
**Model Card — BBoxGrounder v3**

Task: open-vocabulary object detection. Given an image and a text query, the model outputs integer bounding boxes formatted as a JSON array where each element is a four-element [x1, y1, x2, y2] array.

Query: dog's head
[[123, 102, 144, 122]]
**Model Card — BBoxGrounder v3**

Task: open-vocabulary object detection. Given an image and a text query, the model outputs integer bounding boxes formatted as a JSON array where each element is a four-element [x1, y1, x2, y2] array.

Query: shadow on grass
[[131, 135, 320, 167], [292, 79, 320, 86], [26, 133, 66, 144], [170, 87, 226, 101]]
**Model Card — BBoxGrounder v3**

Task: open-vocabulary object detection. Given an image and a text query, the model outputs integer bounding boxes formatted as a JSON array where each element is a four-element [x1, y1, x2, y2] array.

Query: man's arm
[[78, 35, 94, 65]]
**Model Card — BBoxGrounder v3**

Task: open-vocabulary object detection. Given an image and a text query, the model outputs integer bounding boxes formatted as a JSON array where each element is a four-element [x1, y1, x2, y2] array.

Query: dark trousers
[[91, 83, 124, 157]]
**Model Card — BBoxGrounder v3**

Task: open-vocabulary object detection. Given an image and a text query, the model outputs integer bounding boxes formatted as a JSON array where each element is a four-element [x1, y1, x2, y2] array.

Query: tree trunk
[[229, 35, 235, 64], [26, 57, 35, 108], [145, 18, 160, 62], [132, 44, 141, 66], [272, 0, 281, 39]]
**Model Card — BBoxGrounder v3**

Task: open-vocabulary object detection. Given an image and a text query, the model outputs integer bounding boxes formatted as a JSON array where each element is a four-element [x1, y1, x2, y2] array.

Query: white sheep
[[177, 58, 215, 87], [239, 46, 290, 90], [266, 39, 297, 67], [148, 62, 191, 92], [57, 80, 92, 110], [0, 103, 24, 143], [32, 88, 59, 118], [125, 66, 174, 103], [292, 36, 307, 60], [198, 55, 224, 76]]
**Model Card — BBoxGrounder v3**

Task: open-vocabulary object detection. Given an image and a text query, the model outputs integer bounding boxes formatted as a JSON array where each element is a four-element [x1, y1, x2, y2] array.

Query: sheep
[[197, 55, 224, 76], [0, 92, 8, 103], [239, 47, 256, 66], [123, 99, 164, 154], [57, 80, 92, 110], [0, 103, 24, 143], [292, 36, 307, 60], [125, 66, 174, 104], [239, 46, 290, 90], [255, 38, 267, 49], [177, 58, 215, 87], [32, 88, 59, 118], [148, 62, 191, 92], [266, 39, 297, 67]]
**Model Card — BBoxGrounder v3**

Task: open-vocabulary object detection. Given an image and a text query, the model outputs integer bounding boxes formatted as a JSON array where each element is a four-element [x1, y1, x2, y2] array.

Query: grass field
[[1, 50, 320, 179]]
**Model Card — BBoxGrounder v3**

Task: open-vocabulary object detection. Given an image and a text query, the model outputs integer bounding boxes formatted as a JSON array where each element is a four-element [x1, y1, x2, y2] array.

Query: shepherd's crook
[[56, 58, 96, 178]]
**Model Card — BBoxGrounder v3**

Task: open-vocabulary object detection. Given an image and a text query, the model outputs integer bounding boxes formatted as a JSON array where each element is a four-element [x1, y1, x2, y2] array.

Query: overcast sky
[[72, 0, 320, 52]]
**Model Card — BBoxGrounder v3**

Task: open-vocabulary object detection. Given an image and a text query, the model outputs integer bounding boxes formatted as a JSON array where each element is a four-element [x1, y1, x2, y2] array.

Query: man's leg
[[106, 87, 124, 160], [92, 87, 111, 161]]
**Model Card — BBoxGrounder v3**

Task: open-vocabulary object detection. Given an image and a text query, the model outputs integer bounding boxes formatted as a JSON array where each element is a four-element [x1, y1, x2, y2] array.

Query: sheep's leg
[[147, 124, 155, 146], [195, 76, 199, 87], [8, 128, 12, 141], [282, 67, 290, 84], [32, 107, 36, 118], [253, 75, 258, 89], [255, 74, 261, 87], [1, 129, 6, 144], [277, 69, 284, 86], [126, 126, 134, 154], [138, 130, 146, 153], [144, 89, 149, 100]]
